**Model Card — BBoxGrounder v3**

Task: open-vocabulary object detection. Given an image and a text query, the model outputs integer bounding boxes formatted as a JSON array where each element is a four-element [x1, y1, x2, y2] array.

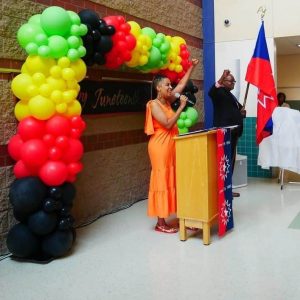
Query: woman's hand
[[191, 58, 199, 66], [218, 69, 230, 85], [179, 95, 188, 109]]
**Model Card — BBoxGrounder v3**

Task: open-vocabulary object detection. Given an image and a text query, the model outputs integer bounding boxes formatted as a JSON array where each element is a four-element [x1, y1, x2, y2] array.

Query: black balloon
[[106, 25, 116, 36], [28, 210, 58, 236], [43, 198, 61, 213], [7, 223, 40, 258], [93, 52, 106, 65], [78, 9, 100, 29], [61, 183, 76, 207], [97, 35, 113, 54], [42, 230, 74, 257], [60, 206, 71, 217], [58, 218, 71, 231], [13, 208, 28, 222], [9, 177, 47, 216], [91, 29, 101, 41], [48, 187, 62, 200]]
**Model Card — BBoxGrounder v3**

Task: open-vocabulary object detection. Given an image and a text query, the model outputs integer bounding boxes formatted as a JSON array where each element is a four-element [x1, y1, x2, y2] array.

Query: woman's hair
[[151, 74, 167, 98]]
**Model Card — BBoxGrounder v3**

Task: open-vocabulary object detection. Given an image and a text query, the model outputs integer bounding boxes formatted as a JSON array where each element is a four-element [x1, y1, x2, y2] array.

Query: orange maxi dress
[[144, 100, 179, 218]]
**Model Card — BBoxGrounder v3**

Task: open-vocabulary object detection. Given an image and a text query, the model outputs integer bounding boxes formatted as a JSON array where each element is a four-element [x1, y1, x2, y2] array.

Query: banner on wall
[[78, 80, 152, 114]]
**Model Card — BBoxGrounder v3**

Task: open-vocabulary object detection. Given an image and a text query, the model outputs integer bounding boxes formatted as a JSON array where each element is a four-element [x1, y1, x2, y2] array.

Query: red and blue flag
[[245, 22, 278, 144], [217, 128, 234, 236]]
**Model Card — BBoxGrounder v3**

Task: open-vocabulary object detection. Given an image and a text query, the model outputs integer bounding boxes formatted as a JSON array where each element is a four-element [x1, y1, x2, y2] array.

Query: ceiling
[[275, 36, 300, 55]]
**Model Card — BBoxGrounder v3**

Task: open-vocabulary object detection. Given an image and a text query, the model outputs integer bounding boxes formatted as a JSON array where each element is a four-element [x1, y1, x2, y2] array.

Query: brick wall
[[0, 0, 203, 254]]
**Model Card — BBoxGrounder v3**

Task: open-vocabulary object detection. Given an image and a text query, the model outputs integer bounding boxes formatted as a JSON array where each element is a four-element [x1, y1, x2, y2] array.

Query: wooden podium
[[174, 130, 218, 245]]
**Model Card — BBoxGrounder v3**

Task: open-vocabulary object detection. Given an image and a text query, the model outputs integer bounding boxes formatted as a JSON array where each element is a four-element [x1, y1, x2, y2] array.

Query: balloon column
[[7, 6, 87, 260], [171, 80, 199, 134]]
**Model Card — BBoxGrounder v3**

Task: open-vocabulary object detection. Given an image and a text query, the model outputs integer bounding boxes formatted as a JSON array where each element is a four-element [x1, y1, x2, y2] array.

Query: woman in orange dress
[[145, 59, 199, 233]]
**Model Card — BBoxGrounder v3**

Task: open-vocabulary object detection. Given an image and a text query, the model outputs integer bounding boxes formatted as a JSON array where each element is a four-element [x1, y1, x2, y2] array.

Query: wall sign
[[78, 79, 152, 114]]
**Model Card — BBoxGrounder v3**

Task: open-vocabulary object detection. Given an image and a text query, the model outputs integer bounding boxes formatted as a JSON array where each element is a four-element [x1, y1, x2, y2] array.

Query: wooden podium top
[[174, 129, 217, 140]]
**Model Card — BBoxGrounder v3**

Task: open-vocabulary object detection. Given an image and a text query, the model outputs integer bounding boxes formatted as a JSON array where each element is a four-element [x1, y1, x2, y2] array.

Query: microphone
[[175, 92, 195, 105]]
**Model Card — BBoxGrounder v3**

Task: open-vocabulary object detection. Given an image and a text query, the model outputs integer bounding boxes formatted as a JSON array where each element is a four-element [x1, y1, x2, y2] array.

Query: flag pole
[[242, 82, 250, 108], [243, 6, 266, 109]]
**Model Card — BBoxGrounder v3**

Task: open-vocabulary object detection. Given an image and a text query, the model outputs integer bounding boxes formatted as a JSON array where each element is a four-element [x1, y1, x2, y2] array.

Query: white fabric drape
[[258, 107, 300, 174]]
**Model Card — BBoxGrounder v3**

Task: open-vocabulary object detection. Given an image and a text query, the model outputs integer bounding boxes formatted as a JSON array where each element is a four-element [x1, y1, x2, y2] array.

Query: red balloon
[[14, 160, 32, 178], [48, 146, 63, 160], [8, 134, 23, 161], [125, 34, 136, 50], [46, 116, 71, 137], [18, 117, 46, 141], [68, 162, 83, 175], [115, 31, 126, 41], [70, 128, 81, 139], [39, 161, 68, 186], [21, 139, 48, 168], [120, 23, 131, 33], [62, 138, 84, 163], [66, 174, 76, 183], [55, 136, 69, 149]]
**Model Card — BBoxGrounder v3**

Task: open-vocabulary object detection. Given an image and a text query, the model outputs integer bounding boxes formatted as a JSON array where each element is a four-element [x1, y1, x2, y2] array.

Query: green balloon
[[67, 36, 80, 48], [35, 33, 48, 46], [48, 35, 68, 58], [38, 45, 51, 57], [41, 6, 71, 36], [67, 11, 81, 25], [177, 119, 185, 129], [17, 23, 44, 48], [77, 45, 86, 57], [186, 107, 198, 124], [153, 37, 162, 48], [28, 14, 41, 25], [184, 118, 193, 128], [179, 111, 187, 120], [160, 41, 170, 54], [146, 47, 161, 68], [67, 48, 79, 61], [179, 127, 189, 134], [141, 27, 156, 40], [25, 42, 38, 55], [70, 24, 80, 36], [79, 24, 88, 36]]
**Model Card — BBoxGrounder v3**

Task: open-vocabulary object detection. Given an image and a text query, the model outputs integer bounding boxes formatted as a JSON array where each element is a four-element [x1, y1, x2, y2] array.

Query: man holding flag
[[245, 21, 278, 144]]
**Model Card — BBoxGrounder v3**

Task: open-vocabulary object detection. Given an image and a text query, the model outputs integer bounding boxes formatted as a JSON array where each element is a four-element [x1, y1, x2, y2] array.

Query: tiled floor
[[1, 178, 300, 300]]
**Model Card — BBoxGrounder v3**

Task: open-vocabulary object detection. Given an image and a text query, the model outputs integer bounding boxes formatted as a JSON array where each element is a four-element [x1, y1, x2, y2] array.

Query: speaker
[[232, 154, 248, 188]]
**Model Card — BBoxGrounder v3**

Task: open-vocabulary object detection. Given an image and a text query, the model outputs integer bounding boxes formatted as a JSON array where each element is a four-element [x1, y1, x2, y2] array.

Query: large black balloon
[[61, 183, 76, 207], [42, 230, 74, 257], [28, 210, 58, 236], [7, 223, 40, 258], [9, 177, 47, 216], [96, 35, 113, 54], [78, 9, 100, 29]]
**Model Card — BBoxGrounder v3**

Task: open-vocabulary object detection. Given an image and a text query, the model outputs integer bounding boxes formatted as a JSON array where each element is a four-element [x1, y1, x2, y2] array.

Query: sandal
[[155, 224, 178, 234]]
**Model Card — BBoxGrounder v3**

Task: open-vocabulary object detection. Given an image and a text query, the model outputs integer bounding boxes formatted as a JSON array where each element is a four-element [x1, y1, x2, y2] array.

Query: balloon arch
[[6, 6, 199, 261]]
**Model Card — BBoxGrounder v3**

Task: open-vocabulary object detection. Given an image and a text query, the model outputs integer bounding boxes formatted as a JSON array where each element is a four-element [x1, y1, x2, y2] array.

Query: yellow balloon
[[66, 79, 78, 90], [27, 84, 39, 98], [47, 77, 67, 91], [28, 95, 55, 120], [168, 63, 175, 71], [58, 57, 71, 68], [50, 65, 62, 78], [172, 36, 186, 46], [61, 68, 75, 81], [70, 59, 86, 82], [24, 55, 55, 76], [14, 101, 31, 121], [128, 21, 141, 36], [175, 64, 183, 73], [32, 72, 46, 85], [39, 83, 52, 97], [175, 56, 182, 64], [56, 103, 68, 114], [11, 73, 33, 100], [65, 100, 82, 117], [139, 55, 148, 66], [63, 90, 75, 103], [50, 90, 63, 103]]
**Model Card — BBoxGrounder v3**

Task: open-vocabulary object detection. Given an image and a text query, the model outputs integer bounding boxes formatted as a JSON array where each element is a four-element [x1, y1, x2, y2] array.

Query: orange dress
[[144, 100, 179, 218]]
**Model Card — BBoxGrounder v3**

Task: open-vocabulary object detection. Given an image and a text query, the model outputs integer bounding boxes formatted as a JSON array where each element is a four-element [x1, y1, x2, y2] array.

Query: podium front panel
[[175, 131, 218, 222]]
